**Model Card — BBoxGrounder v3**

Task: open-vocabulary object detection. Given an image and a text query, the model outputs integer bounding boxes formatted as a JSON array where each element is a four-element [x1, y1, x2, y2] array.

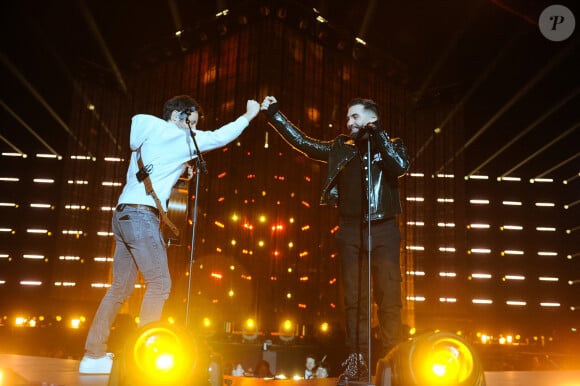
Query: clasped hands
[[243, 96, 277, 121]]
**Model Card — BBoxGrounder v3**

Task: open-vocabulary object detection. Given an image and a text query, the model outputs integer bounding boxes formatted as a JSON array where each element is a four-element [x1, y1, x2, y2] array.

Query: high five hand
[[244, 100, 261, 121], [261, 96, 277, 110]]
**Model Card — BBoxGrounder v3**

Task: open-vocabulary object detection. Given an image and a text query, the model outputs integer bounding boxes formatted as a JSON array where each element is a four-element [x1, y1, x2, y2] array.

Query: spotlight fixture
[[355, 37, 367, 46], [375, 331, 486, 386], [242, 318, 259, 342], [112, 322, 223, 385], [278, 319, 296, 343]]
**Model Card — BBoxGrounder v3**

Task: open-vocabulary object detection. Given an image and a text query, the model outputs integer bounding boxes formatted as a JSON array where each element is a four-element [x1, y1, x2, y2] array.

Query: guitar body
[[163, 177, 190, 246]]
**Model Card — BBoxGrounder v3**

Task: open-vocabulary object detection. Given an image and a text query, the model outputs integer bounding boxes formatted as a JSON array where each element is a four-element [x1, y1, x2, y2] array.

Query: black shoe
[[336, 372, 352, 386], [336, 353, 369, 385], [358, 355, 369, 380]]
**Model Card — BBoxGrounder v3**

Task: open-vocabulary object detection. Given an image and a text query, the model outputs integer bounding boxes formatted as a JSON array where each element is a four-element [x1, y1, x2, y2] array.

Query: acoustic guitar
[[163, 177, 190, 246]]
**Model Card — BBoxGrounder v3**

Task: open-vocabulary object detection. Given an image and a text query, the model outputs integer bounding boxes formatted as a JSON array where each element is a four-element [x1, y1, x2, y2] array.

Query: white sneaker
[[79, 353, 114, 374]]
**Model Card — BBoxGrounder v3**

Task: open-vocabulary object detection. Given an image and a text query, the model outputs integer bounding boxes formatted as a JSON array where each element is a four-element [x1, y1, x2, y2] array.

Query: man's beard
[[348, 126, 361, 139], [350, 126, 369, 140]]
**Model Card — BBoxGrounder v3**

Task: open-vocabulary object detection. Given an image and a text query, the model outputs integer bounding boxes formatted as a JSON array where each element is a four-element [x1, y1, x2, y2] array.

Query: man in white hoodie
[[79, 95, 260, 374]]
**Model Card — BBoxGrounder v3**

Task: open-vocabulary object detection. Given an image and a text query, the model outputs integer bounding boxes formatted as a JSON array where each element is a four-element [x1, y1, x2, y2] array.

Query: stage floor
[[1, 354, 580, 386]]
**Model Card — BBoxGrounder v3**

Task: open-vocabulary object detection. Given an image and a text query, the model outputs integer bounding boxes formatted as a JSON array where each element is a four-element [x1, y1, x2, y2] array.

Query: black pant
[[335, 217, 403, 356]]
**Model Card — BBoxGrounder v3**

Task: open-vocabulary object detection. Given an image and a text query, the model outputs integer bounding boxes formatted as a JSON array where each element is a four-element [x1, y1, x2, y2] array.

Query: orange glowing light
[[306, 107, 320, 122]]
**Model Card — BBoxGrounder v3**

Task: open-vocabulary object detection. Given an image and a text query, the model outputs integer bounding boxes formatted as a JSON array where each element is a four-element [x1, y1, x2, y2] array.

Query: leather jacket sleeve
[[264, 103, 331, 162], [369, 125, 410, 178]]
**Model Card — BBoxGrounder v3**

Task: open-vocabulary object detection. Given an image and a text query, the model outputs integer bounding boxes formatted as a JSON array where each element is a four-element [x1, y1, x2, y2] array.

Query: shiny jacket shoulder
[[264, 104, 410, 220]]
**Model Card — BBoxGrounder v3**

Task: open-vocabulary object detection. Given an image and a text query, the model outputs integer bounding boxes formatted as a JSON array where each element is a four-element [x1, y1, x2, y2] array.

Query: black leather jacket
[[265, 104, 410, 221]]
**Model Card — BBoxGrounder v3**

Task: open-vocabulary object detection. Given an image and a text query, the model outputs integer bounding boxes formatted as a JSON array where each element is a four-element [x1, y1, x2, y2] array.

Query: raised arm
[[261, 96, 332, 162]]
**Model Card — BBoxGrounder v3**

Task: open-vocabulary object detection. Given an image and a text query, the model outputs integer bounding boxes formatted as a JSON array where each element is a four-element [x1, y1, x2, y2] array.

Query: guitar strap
[[136, 148, 180, 238]]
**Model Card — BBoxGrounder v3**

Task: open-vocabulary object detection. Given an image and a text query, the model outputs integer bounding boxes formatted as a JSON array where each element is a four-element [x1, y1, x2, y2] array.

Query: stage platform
[[1, 354, 580, 386]]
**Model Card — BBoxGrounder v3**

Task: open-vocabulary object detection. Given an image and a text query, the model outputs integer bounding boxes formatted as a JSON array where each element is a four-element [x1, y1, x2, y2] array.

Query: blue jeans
[[335, 218, 402, 356], [84, 206, 171, 357]]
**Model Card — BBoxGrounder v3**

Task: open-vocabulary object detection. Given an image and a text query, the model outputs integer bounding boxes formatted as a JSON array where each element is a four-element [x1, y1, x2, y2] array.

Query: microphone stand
[[184, 123, 207, 329], [364, 133, 375, 385], [364, 135, 373, 385], [351, 132, 374, 386]]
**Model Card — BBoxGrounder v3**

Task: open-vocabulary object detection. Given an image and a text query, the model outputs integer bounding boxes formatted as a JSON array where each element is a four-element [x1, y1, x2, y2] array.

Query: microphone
[[365, 122, 377, 131], [356, 122, 378, 140], [178, 105, 197, 121]]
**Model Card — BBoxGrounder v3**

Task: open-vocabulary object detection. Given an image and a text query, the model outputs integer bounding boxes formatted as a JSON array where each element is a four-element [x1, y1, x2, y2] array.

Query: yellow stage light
[[116, 322, 223, 385], [242, 318, 258, 342], [0, 366, 30, 385], [128, 324, 194, 384], [376, 331, 486, 386], [279, 319, 295, 343]]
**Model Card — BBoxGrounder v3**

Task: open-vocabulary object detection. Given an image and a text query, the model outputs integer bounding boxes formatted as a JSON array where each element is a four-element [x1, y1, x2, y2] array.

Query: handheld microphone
[[178, 105, 197, 121], [357, 122, 379, 139], [365, 122, 377, 130]]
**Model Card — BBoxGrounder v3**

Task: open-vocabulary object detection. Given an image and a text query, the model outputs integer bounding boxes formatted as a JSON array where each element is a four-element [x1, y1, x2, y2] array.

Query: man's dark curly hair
[[162, 95, 203, 121], [348, 98, 379, 118]]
